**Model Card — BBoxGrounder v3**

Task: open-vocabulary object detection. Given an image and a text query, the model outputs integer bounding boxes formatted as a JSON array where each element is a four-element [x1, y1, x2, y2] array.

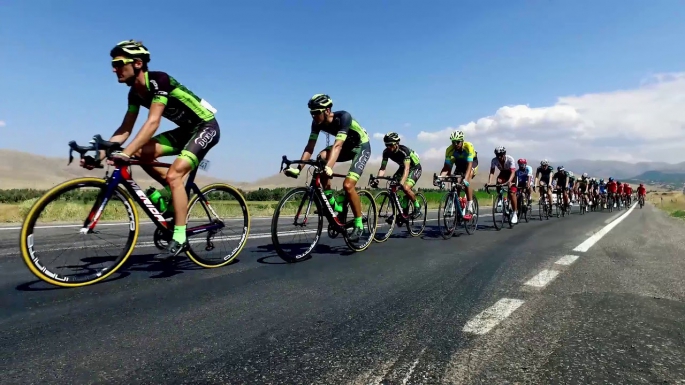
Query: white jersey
[[490, 155, 516, 172]]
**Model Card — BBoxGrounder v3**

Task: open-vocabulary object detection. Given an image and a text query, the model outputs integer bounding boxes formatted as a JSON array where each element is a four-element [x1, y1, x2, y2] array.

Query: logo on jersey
[[355, 149, 370, 171], [195, 128, 217, 149]]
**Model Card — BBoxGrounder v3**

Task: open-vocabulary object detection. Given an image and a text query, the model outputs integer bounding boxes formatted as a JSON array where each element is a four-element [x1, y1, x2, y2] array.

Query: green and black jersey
[[380, 145, 420, 170], [309, 111, 370, 147], [127, 71, 217, 127]]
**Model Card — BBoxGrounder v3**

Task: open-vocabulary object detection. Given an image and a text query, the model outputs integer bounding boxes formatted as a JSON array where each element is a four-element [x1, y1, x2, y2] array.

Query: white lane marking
[[401, 347, 427, 385], [555, 254, 580, 266], [574, 202, 637, 252], [462, 298, 525, 335], [524, 269, 560, 288]]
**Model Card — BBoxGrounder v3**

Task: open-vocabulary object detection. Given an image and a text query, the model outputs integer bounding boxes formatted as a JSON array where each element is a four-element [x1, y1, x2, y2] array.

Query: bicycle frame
[[82, 162, 224, 238], [372, 176, 410, 219]]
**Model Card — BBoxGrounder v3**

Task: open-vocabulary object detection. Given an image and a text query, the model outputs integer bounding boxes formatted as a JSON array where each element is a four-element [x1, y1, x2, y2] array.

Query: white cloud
[[416, 72, 685, 163], [0, 121, 5, 127], [372, 132, 404, 141]]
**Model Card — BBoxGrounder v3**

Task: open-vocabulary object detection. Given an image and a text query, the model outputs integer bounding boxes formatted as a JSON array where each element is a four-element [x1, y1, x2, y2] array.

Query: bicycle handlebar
[[68, 135, 123, 167], [433, 173, 464, 183], [279, 155, 326, 172], [484, 183, 509, 194]]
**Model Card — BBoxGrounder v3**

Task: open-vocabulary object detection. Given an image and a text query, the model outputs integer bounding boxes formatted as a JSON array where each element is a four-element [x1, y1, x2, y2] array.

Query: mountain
[[0, 149, 240, 190], [1, 148, 682, 190], [625, 170, 685, 186]]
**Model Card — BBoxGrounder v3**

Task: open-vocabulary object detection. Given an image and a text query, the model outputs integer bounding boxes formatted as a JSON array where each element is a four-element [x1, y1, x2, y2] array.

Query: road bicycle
[[536, 185, 551, 220], [638, 194, 645, 209], [270, 156, 377, 262], [516, 186, 531, 223], [19, 135, 250, 288], [485, 184, 513, 230], [369, 175, 427, 242], [578, 191, 590, 215], [553, 188, 568, 217], [434, 174, 479, 239]]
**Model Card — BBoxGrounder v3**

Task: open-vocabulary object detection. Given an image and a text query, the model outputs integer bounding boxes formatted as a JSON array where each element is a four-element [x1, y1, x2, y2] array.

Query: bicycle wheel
[[538, 198, 544, 221], [19, 178, 138, 287], [463, 193, 479, 234], [185, 183, 250, 268], [406, 193, 427, 237], [343, 189, 377, 252], [271, 187, 323, 262], [438, 192, 457, 239], [493, 196, 503, 231], [373, 190, 396, 243]]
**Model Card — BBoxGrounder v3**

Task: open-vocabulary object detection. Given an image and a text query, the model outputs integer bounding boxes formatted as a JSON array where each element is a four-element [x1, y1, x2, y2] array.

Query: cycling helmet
[[541, 159, 549, 166], [640, 183, 644, 187], [110, 40, 151, 63], [308, 94, 333, 110], [450, 130, 465, 142], [600, 179, 605, 183], [582, 172, 588, 179], [494, 146, 506, 155], [383, 132, 400, 144], [609, 177, 614, 182], [517, 158, 527, 169], [557, 166, 565, 172], [568, 171, 574, 178]]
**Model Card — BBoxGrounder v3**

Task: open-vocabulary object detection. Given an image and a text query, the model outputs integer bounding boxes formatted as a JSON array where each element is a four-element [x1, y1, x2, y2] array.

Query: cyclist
[[567, 171, 576, 205], [589, 177, 599, 207], [283, 94, 371, 241], [81, 40, 221, 257], [535, 159, 555, 214], [374, 132, 422, 217], [552, 166, 570, 210], [624, 183, 633, 205], [607, 177, 618, 207], [616, 181, 624, 208], [514, 158, 533, 210], [487, 146, 518, 224], [637, 183, 647, 202], [438, 130, 478, 217], [574, 173, 590, 207], [598, 178, 608, 208]]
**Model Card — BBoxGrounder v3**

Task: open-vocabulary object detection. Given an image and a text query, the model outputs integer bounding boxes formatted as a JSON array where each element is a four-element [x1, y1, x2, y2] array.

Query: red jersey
[[607, 181, 617, 193], [625, 186, 633, 194], [617, 184, 624, 194], [637, 186, 646, 195]]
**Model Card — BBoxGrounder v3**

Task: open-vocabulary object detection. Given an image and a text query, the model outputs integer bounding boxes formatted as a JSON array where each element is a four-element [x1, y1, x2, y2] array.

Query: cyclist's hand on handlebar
[[284, 167, 300, 178], [370, 180, 379, 188], [108, 151, 131, 166], [324, 166, 333, 177], [79, 155, 101, 170], [463, 180, 470, 188]]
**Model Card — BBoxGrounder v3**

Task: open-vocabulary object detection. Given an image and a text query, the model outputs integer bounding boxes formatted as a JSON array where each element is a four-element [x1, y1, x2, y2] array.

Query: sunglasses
[[111, 58, 135, 68], [452, 140, 463, 146], [385, 142, 397, 148], [309, 109, 325, 116]]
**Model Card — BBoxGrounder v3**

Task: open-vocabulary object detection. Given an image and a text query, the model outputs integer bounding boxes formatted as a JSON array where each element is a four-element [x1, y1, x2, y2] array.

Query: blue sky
[[2, 0, 684, 181]]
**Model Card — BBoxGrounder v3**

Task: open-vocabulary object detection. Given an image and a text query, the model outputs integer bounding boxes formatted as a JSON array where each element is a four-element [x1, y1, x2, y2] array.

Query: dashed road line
[[555, 254, 579, 266], [462, 298, 525, 335], [524, 269, 560, 288]]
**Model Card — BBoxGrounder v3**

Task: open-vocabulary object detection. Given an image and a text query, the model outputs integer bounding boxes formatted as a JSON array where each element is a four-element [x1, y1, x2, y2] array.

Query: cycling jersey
[[607, 181, 617, 193], [128, 71, 216, 127], [568, 177, 576, 189], [490, 155, 516, 172], [576, 177, 589, 192], [536, 165, 554, 182], [381, 145, 420, 169], [553, 170, 570, 186], [617, 184, 624, 194], [515, 165, 533, 184], [637, 186, 646, 195], [599, 183, 607, 194], [444, 141, 477, 164], [625, 186, 633, 194], [309, 111, 370, 147]]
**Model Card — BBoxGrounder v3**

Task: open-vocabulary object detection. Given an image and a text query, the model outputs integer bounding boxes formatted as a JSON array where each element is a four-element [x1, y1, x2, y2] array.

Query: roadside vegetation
[[0, 187, 497, 223], [648, 191, 685, 219]]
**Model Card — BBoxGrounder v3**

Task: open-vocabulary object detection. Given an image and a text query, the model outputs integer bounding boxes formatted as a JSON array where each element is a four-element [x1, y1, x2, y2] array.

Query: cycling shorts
[[453, 157, 479, 178], [324, 140, 371, 182], [393, 164, 422, 188], [153, 119, 220, 170]]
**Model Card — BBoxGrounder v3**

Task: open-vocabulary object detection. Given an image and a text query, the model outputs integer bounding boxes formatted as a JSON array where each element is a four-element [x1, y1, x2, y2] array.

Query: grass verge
[[647, 192, 685, 219]]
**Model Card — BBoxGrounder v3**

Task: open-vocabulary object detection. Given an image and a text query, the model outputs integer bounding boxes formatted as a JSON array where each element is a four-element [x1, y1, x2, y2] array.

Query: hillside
[[1, 148, 682, 191], [0, 149, 240, 190]]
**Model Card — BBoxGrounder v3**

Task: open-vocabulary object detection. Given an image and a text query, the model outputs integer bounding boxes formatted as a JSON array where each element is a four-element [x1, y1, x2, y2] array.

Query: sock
[[414, 200, 420, 208], [354, 217, 363, 229], [173, 225, 187, 244]]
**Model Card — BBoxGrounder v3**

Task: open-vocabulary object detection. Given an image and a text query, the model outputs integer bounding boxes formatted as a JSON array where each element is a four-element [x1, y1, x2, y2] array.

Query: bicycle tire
[[271, 187, 323, 262], [373, 190, 396, 243], [493, 195, 503, 231], [463, 193, 479, 234], [406, 193, 427, 237], [185, 183, 250, 268], [438, 192, 457, 239], [19, 178, 138, 288], [343, 189, 377, 252]]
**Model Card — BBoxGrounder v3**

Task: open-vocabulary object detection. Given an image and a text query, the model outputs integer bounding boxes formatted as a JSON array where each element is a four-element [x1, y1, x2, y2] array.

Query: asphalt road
[[1, 203, 684, 384]]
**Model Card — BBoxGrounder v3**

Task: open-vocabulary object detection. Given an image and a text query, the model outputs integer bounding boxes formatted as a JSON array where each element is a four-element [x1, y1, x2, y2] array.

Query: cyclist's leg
[[167, 120, 220, 247], [138, 127, 192, 186], [465, 159, 478, 207], [403, 165, 422, 211], [344, 141, 371, 230]]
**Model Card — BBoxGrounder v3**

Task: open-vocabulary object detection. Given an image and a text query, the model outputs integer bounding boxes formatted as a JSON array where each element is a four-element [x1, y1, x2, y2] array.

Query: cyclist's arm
[[488, 164, 496, 185], [400, 159, 411, 186], [123, 102, 164, 157], [101, 110, 138, 161], [326, 138, 344, 169], [464, 146, 475, 180], [440, 148, 453, 176], [377, 154, 389, 178], [534, 171, 540, 187]]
